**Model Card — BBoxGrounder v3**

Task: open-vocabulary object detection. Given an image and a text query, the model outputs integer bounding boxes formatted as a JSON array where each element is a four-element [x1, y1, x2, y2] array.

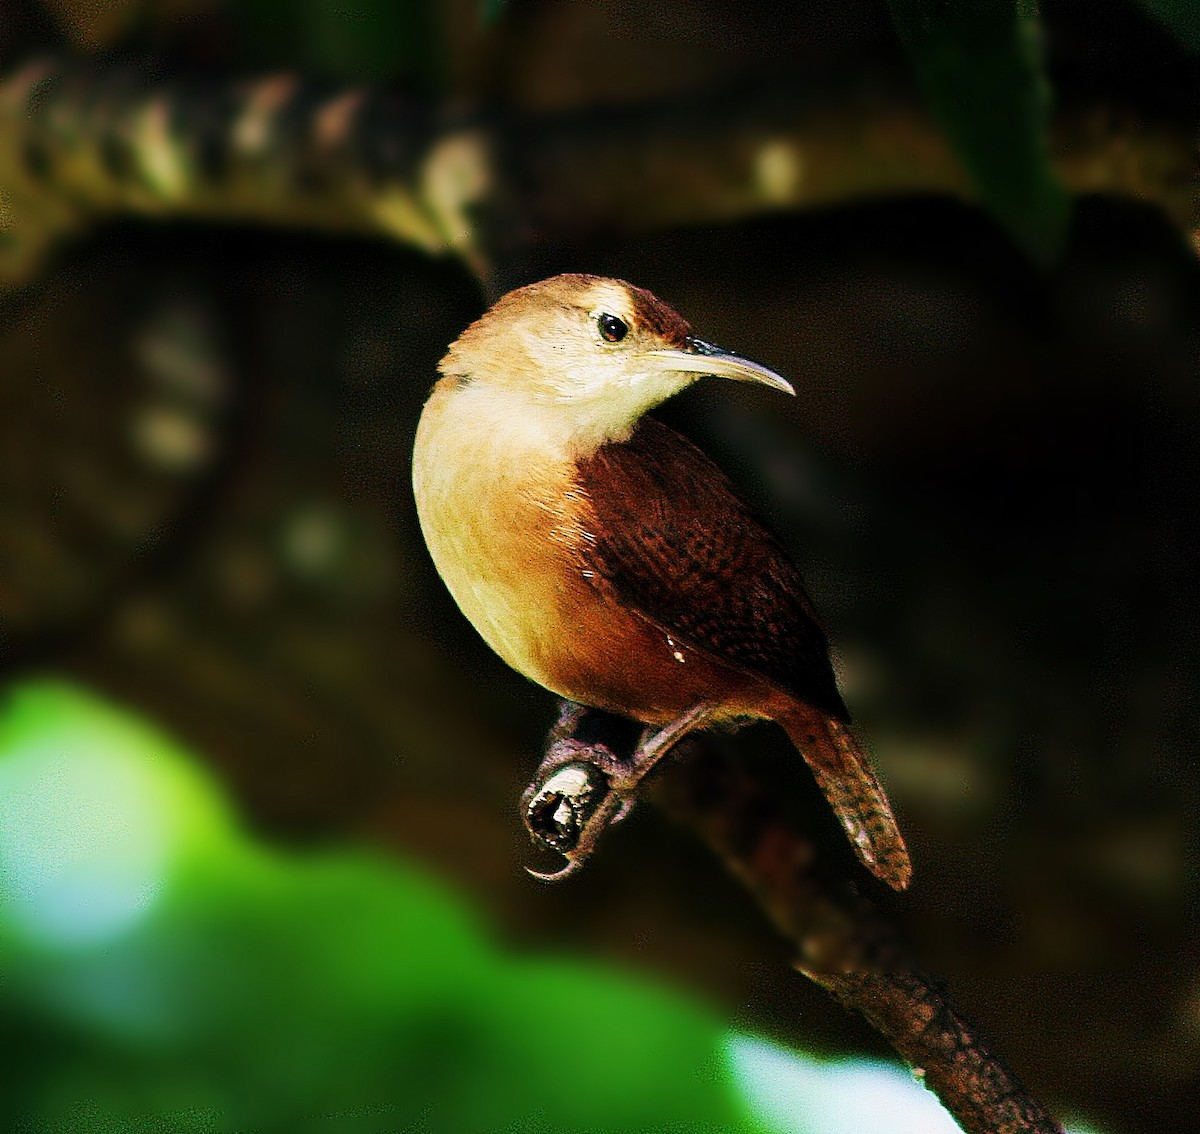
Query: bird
[[412, 273, 911, 890]]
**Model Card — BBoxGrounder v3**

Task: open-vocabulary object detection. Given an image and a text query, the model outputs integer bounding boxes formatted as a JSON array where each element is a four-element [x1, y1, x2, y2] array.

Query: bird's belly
[[420, 498, 570, 688], [414, 419, 592, 686], [416, 460, 764, 725]]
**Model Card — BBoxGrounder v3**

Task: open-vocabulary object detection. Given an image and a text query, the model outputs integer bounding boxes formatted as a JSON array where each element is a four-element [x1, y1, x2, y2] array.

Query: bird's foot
[[522, 701, 718, 881], [521, 707, 638, 881]]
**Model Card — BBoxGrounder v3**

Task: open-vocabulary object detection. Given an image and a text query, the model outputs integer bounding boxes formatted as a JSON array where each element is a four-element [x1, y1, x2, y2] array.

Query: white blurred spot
[[0, 741, 169, 947], [725, 1033, 1103, 1134], [726, 1033, 960, 1134]]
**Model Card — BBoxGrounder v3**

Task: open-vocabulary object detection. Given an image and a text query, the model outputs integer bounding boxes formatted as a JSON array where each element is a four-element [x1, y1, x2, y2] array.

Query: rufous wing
[[576, 418, 911, 889], [577, 418, 849, 721]]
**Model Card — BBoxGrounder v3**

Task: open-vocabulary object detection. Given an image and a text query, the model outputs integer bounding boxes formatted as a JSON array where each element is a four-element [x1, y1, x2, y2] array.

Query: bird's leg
[[522, 701, 719, 881], [598, 702, 722, 827], [622, 702, 721, 787]]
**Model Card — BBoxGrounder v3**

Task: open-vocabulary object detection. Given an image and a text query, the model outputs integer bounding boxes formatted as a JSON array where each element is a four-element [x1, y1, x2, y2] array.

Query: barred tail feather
[[781, 706, 912, 890]]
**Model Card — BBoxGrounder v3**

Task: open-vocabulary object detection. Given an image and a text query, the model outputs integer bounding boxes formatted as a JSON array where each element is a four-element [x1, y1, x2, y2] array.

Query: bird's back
[[576, 418, 850, 722]]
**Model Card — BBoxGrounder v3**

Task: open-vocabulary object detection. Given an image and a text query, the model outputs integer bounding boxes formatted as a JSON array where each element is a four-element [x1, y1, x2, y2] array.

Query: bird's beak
[[642, 336, 795, 396]]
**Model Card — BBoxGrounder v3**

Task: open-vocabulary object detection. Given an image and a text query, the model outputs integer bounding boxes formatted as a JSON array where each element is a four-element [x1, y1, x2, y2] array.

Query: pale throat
[[447, 385, 624, 461], [456, 367, 694, 462]]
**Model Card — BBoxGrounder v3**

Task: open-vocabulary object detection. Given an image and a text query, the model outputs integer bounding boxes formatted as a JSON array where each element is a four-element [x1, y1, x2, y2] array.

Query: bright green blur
[[0, 681, 761, 1133]]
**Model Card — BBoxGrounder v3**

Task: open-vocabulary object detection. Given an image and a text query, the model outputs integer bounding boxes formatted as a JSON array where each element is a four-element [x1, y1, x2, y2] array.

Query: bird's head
[[438, 274, 794, 451]]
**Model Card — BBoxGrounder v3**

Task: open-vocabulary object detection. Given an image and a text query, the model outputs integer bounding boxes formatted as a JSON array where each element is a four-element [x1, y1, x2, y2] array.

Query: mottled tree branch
[[0, 60, 1195, 292]]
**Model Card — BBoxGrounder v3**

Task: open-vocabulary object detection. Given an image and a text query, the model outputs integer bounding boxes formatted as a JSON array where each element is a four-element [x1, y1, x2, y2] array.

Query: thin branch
[[0, 60, 1195, 290]]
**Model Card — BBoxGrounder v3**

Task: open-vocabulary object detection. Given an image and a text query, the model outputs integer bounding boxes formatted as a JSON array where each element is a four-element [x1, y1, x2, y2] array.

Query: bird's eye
[[597, 313, 628, 343]]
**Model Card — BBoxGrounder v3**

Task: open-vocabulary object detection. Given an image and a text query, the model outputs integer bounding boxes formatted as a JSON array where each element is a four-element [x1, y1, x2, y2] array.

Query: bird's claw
[[609, 797, 636, 825], [522, 702, 715, 881], [525, 857, 588, 883], [521, 752, 636, 883], [521, 705, 648, 881]]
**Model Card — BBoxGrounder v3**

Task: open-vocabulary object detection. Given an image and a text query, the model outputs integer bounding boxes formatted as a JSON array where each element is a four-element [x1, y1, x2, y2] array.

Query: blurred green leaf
[[0, 680, 765, 1134], [887, 0, 1070, 264], [1137, 0, 1200, 52]]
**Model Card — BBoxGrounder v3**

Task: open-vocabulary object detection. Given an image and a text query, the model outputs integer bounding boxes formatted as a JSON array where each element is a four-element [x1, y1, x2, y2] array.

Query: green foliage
[[0, 681, 768, 1133], [887, 0, 1071, 264], [1137, 0, 1200, 52]]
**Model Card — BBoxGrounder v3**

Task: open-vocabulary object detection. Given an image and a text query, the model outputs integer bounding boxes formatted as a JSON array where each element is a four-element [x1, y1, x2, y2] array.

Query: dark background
[[1, 2, 1197, 1132]]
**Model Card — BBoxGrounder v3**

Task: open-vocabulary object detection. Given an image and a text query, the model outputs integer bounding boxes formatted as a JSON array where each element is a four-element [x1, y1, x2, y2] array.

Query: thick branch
[[552, 717, 1066, 1134], [0, 61, 1195, 290], [0, 61, 496, 283]]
